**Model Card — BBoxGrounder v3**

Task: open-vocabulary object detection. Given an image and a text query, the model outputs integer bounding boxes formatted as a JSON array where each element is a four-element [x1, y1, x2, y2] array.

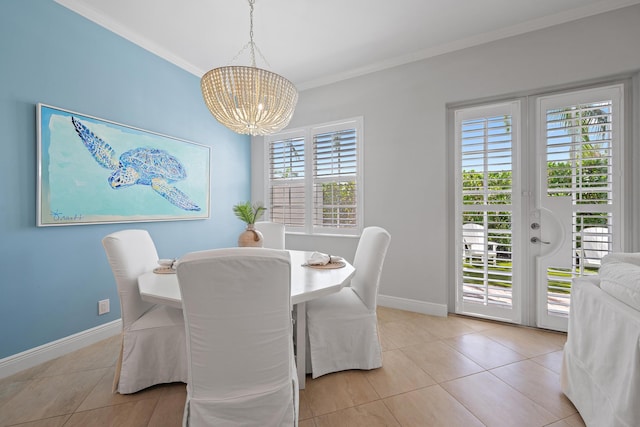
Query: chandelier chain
[[249, 0, 256, 67], [227, 0, 271, 69], [200, 0, 298, 135]]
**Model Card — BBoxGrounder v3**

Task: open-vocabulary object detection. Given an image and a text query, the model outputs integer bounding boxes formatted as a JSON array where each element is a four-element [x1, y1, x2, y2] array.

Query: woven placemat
[[303, 261, 346, 269]]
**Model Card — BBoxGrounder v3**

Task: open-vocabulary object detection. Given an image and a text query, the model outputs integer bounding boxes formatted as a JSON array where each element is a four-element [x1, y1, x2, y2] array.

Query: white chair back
[[177, 247, 297, 426], [255, 221, 286, 249], [102, 229, 157, 330], [582, 226, 610, 266], [351, 226, 391, 311], [462, 223, 485, 250]]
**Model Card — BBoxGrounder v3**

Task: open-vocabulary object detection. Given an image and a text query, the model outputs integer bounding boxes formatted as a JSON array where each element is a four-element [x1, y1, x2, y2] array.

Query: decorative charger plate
[[303, 261, 346, 269], [153, 267, 176, 274]]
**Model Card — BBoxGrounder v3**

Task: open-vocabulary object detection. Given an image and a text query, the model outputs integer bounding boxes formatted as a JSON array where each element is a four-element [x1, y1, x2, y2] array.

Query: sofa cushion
[[599, 260, 640, 311]]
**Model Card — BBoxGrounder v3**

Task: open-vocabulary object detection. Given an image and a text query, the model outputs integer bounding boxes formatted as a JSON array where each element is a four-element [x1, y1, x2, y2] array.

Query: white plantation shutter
[[453, 84, 623, 330], [545, 100, 614, 202], [312, 127, 358, 232], [539, 87, 621, 320], [268, 135, 305, 227], [455, 101, 520, 322], [265, 118, 363, 235], [545, 98, 615, 278]]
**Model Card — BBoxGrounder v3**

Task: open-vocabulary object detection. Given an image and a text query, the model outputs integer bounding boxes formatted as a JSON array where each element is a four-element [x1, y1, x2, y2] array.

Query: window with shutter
[[265, 118, 363, 235], [268, 135, 306, 227], [313, 128, 358, 231]]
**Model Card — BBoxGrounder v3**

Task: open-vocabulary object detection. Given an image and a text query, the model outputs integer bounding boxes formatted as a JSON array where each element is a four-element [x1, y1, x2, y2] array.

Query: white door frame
[[452, 81, 629, 332]]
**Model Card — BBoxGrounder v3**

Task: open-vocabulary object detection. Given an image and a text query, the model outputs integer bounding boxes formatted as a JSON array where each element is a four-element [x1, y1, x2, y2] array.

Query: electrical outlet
[[98, 299, 110, 315]]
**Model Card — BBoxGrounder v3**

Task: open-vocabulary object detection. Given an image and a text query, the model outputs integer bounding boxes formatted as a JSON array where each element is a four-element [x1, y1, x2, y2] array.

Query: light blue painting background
[[39, 105, 211, 224]]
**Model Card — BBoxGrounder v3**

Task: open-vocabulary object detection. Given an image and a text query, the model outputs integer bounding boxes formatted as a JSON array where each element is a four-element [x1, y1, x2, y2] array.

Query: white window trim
[[264, 117, 364, 236]]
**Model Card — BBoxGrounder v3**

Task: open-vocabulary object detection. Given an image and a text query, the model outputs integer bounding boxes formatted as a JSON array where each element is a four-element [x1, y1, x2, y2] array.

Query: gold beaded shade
[[201, 65, 298, 136], [201, 0, 298, 136]]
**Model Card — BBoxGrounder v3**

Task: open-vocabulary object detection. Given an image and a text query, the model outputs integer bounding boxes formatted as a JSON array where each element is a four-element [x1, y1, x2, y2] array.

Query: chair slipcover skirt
[[102, 229, 187, 395], [306, 288, 382, 378], [117, 305, 187, 394], [305, 226, 390, 378], [561, 276, 640, 426], [178, 248, 298, 426], [184, 367, 297, 426], [305, 226, 390, 379]]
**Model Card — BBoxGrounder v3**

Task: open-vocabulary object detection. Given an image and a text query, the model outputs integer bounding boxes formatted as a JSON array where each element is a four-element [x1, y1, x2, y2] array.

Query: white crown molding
[[298, 0, 640, 90], [54, 0, 203, 76], [55, 0, 640, 91]]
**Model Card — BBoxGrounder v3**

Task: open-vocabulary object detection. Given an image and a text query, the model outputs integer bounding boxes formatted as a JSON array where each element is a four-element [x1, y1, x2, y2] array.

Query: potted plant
[[233, 201, 266, 247]]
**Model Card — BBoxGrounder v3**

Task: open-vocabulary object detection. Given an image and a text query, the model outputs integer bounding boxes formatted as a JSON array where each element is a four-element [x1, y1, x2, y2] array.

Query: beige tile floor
[[0, 307, 586, 427]]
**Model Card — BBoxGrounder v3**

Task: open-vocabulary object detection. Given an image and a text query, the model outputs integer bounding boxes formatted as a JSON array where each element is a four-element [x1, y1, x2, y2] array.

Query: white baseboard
[[378, 294, 448, 317], [0, 296, 445, 380], [0, 319, 122, 380]]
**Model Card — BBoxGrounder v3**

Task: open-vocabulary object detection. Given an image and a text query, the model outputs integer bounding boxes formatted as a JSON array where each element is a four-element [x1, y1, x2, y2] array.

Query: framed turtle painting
[[37, 104, 211, 226]]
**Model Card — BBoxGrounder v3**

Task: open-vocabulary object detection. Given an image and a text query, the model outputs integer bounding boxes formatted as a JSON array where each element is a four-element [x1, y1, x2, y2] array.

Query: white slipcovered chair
[[306, 226, 391, 378], [255, 221, 286, 249], [462, 223, 498, 264], [562, 253, 640, 426], [578, 226, 610, 268], [177, 248, 298, 426], [102, 229, 187, 394]]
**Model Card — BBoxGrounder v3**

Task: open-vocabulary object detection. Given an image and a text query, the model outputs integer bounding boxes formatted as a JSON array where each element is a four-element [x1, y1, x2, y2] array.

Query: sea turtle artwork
[[71, 117, 201, 211]]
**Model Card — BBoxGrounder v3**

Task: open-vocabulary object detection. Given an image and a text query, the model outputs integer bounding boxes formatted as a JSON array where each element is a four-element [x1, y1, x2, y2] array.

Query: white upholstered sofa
[[561, 253, 640, 427]]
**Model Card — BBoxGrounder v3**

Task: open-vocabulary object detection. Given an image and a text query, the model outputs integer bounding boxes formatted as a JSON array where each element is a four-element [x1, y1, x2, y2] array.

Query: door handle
[[530, 237, 550, 245]]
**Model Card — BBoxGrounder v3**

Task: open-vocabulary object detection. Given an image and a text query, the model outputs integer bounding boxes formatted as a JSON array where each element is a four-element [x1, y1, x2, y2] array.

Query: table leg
[[295, 302, 306, 389]]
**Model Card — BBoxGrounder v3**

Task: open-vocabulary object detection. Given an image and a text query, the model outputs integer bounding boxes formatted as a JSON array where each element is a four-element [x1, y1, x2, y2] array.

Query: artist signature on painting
[[51, 210, 84, 222]]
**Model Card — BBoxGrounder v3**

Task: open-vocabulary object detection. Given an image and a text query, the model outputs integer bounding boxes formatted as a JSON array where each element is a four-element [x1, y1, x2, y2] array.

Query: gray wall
[[252, 5, 640, 314]]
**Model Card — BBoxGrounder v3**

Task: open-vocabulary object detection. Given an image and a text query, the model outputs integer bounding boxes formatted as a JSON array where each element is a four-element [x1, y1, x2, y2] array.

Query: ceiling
[[55, 0, 640, 90]]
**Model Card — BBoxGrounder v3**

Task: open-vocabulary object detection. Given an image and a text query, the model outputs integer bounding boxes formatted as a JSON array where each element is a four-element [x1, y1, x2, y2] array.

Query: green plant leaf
[[232, 201, 266, 224]]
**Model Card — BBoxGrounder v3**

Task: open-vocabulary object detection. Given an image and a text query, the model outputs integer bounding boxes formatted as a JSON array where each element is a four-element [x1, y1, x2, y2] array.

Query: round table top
[[138, 249, 356, 307]]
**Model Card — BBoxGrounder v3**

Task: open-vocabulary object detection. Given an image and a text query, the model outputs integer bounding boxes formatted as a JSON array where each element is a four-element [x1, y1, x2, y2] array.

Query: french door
[[533, 85, 623, 330], [454, 84, 624, 331]]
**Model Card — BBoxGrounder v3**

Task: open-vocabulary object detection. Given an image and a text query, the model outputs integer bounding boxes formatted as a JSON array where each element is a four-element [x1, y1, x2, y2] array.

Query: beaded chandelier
[[201, 0, 298, 136]]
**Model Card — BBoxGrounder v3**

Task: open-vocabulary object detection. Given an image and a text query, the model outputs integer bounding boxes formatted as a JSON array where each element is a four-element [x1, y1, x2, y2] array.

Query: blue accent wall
[[0, 0, 251, 358]]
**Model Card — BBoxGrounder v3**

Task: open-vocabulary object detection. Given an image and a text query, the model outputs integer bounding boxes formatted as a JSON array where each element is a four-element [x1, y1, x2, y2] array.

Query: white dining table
[[137, 249, 355, 389]]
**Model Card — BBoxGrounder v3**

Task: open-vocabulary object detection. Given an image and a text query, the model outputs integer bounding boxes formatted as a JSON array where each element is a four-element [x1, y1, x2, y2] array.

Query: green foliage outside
[[462, 150, 610, 295], [462, 153, 610, 257], [320, 181, 356, 227]]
